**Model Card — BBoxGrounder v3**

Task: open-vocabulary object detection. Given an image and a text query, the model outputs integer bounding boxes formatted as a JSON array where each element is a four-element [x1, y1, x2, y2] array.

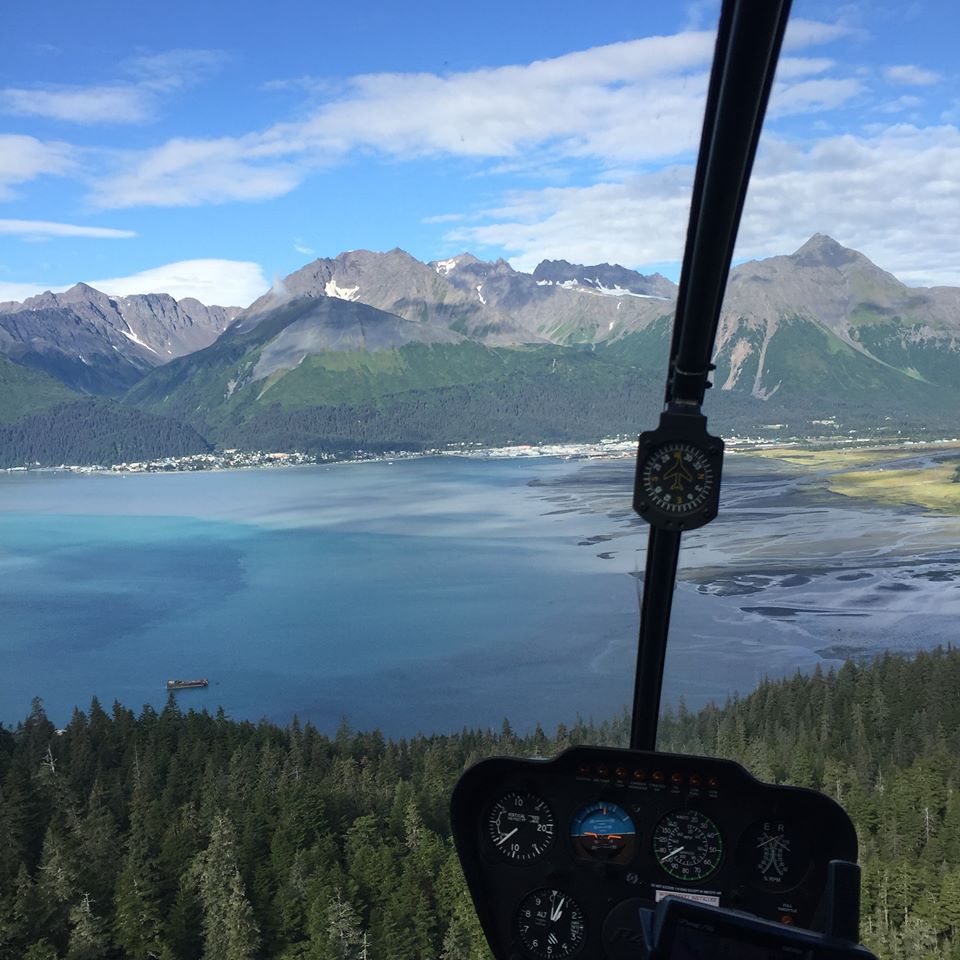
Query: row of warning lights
[[576, 763, 720, 789]]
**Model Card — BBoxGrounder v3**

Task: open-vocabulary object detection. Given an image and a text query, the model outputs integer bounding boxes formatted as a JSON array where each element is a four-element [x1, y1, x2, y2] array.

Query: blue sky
[[1, 0, 957, 306]]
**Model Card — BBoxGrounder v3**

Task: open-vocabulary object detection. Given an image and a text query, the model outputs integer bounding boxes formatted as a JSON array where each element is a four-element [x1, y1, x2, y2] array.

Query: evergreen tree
[[191, 813, 260, 960]]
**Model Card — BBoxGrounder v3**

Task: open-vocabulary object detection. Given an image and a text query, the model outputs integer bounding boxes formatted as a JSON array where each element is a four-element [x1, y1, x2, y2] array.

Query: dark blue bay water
[[2, 454, 958, 735]]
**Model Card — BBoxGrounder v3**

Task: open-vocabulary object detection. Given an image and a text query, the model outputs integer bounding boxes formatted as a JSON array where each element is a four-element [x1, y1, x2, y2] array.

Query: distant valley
[[1, 235, 959, 467]]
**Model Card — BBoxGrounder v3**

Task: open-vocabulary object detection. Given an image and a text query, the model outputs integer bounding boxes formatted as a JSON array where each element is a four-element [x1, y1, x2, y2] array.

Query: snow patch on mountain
[[120, 327, 158, 354], [324, 280, 361, 301], [434, 257, 460, 275]]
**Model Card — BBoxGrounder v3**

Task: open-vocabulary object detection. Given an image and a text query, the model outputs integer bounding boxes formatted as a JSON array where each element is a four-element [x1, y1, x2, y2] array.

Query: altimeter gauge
[[633, 412, 724, 531], [515, 888, 586, 959], [487, 792, 556, 861], [653, 809, 723, 882]]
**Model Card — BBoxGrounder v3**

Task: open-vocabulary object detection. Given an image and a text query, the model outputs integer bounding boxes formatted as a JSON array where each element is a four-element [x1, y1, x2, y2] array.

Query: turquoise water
[[2, 454, 958, 735], [0, 458, 641, 734]]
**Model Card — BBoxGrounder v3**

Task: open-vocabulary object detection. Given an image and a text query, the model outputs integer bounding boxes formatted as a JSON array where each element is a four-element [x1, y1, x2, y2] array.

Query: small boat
[[166, 678, 209, 690]]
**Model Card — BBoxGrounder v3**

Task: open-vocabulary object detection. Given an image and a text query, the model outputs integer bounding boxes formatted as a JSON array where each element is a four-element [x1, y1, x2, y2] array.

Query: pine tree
[[113, 790, 166, 960], [191, 813, 260, 960], [65, 893, 110, 960]]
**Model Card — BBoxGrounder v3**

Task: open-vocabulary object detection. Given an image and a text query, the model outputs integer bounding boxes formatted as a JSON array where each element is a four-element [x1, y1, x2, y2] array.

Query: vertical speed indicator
[[487, 792, 555, 862]]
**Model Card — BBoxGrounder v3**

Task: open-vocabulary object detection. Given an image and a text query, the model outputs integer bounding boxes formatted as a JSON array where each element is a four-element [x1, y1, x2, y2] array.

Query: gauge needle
[[757, 835, 784, 848], [661, 846, 685, 862], [495, 828, 518, 845], [550, 897, 565, 921]]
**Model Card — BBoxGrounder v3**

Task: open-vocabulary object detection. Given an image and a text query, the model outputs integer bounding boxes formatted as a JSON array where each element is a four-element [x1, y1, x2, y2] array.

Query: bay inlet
[[0, 453, 957, 735]]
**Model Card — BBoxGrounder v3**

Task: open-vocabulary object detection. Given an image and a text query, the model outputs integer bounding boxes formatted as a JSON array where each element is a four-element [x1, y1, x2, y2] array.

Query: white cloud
[[90, 136, 306, 208], [1, 48, 225, 126], [124, 49, 226, 93], [0, 259, 268, 307], [769, 78, 863, 117], [0, 134, 74, 199], [782, 18, 854, 49], [87, 23, 856, 209], [1, 86, 151, 124], [293, 240, 316, 256], [0, 218, 135, 240], [450, 124, 960, 287], [0, 281, 56, 303], [885, 65, 941, 86], [878, 95, 922, 114], [87, 259, 269, 305], [422, 213, 465, 224]]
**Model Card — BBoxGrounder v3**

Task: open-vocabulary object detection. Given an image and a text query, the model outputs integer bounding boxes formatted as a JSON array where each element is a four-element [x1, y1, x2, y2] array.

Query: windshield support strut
[[630, 0, 793, 752]]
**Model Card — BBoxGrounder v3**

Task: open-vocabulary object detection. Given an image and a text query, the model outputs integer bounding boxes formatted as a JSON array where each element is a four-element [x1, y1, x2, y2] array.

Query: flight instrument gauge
[[653, 810, 723, 882], [570, 801, 637, 862], [736, 820, 810, 891], [487, 792, 555, 861], [633, 412, 724, 531], [515, 888, 585, 959]]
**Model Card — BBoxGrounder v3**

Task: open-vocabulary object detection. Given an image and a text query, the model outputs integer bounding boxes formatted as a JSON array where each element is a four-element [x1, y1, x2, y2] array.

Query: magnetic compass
[[633, 412, 724, 531]]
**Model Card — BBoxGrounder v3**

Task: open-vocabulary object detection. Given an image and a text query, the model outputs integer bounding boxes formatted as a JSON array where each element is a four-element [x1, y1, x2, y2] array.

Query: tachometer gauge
[[653, 810, 723, 882], [570, 801, 637, 863], [487, 792, 555, 861], [516, 888, 585, 959], [736, 820, 810, 891]]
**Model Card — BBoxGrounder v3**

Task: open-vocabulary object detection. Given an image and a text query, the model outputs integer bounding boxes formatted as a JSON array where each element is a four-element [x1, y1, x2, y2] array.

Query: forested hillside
[[1, 647, 958, 960]]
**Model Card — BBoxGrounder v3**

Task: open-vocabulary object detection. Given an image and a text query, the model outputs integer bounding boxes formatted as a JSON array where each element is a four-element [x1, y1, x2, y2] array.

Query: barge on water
[[166, 678, 209, 690]]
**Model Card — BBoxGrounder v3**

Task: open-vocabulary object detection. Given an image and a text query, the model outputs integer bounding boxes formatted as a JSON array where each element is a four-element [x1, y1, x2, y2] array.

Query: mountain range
[[1, 235, 958, 466]]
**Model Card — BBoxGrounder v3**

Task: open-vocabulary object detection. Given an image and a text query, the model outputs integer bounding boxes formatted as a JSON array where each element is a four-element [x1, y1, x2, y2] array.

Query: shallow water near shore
[[1, 453, 958, 735]]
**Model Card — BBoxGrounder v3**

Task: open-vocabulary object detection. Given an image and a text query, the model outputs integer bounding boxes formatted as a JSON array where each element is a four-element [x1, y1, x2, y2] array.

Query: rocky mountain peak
[[429, 253, 482, 276], [790, 234, 864, 269]]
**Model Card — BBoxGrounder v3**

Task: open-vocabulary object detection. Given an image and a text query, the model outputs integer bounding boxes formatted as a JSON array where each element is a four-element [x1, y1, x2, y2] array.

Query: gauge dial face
[[639, 442, 715, 516], [653, 810, 723, 882], [516, 888, 585, 959], [570, 801, 637, 863], [736, 820, 810, 891], [487, 792, 555, 861]]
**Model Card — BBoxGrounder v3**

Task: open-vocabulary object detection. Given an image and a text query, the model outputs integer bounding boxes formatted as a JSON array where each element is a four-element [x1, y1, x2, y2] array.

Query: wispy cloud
[[885, 64, 941, 86], [0, 219, 136, 240], [422, 213, 464, 224], [87, 23, 857, 209], [0, 48, 225, 126], [2, 86, 151, 124], [293, 239, 316, 256], [90, 135, 306, 207], [0, 134, 74, 200]]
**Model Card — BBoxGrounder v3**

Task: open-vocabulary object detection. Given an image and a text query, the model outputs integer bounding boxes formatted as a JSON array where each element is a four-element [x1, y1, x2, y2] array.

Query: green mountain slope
[[0, 354, 79, 423], [0, 399, 212, 468]]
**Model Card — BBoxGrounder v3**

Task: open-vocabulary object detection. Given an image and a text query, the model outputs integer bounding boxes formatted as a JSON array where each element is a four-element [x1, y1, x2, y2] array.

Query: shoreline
[[6, 433, 960, 479]]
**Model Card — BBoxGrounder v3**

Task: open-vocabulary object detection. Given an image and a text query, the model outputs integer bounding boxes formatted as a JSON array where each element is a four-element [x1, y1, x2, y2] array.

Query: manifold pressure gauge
[[633, 411, 724, 531]]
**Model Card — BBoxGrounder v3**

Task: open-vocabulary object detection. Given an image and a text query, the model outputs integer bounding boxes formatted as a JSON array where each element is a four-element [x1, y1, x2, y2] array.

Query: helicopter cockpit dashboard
[[452, 746, 868, 959]]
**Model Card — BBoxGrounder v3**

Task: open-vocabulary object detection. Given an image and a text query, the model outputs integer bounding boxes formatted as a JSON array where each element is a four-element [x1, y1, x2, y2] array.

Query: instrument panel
[[451, 746, 857, 960]]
